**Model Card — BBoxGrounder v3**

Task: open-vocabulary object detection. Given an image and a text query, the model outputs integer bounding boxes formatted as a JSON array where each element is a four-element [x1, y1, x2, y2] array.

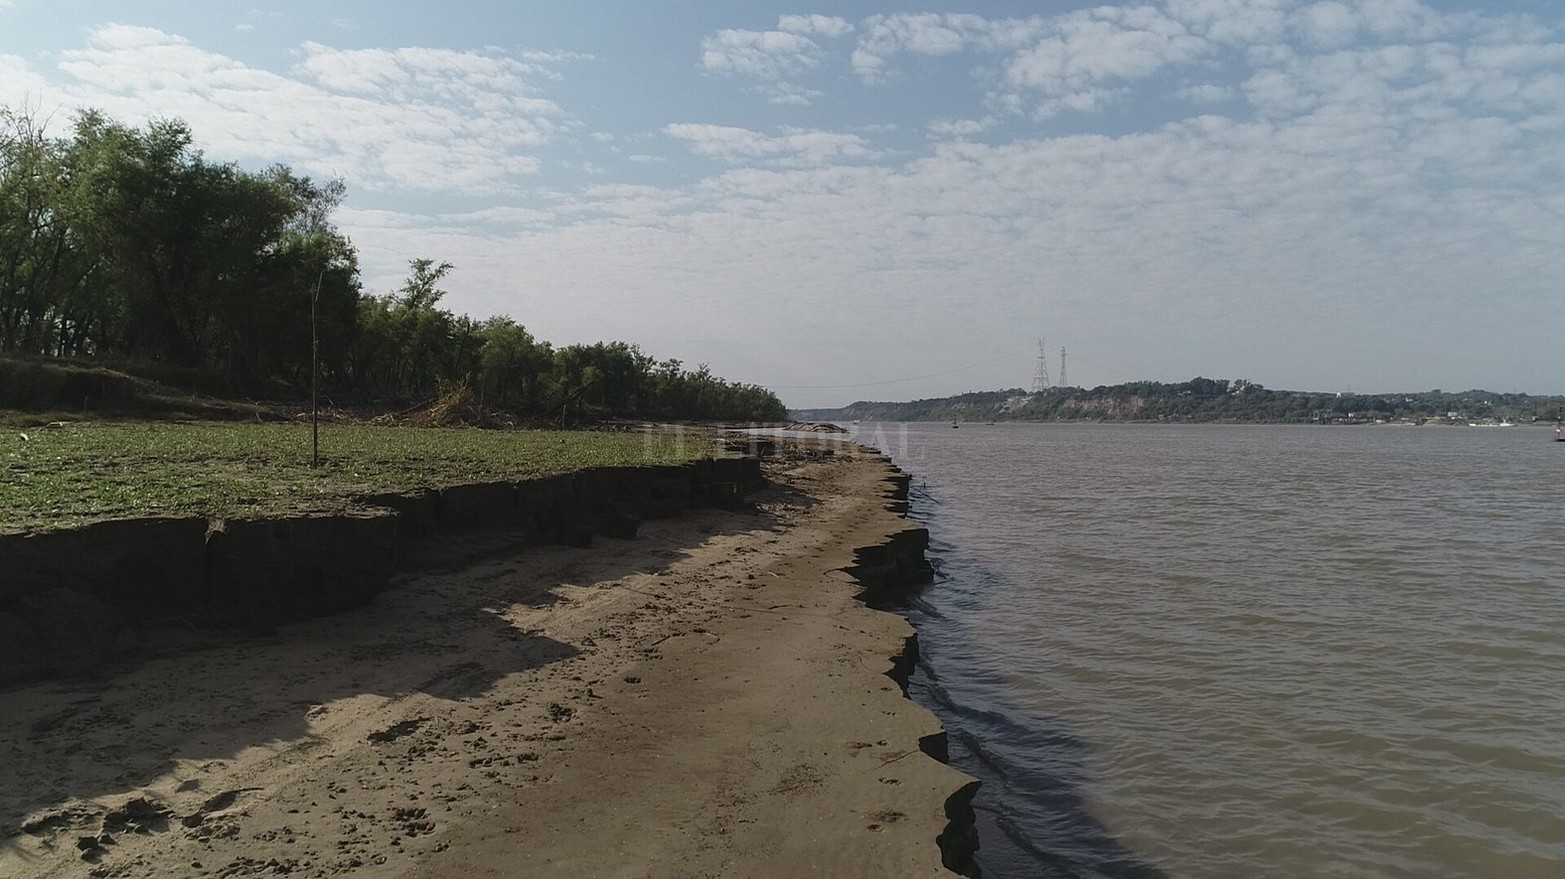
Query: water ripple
[[874, 423, 1565, 878]]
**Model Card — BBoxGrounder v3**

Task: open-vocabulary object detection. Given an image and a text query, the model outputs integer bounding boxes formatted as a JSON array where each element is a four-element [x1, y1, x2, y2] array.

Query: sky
[[2, 0, 1562, 407]]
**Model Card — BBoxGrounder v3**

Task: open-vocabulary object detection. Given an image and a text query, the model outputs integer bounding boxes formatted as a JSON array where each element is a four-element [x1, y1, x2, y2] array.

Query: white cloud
[[0, 52, 49, 95], [927, 116, 998, 137], [1166, 0, 1292, 44], [1296, 1, 1363, 48], [852, 8, 1210, 115], [517, 49, 595, 64], [1004, 7, 1210, 99], [852, 13, 1046, 83], [664, 123, 880, 165], [1241, 32, 1565, 125], [438, 206, 553, 228], [4, 25, 576, 194], [700, 28, 820, 80], [846, 1, 1557, 122], [777, 14, 853, 39], [295, 43, 565, 106], [1179, 83, 1236, 102], [698, 19, 847, 105], [765, 82, 822, 106]]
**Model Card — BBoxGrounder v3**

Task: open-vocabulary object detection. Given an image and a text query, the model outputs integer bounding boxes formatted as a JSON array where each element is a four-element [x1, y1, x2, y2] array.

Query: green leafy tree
[[2, 104, 789, 421]]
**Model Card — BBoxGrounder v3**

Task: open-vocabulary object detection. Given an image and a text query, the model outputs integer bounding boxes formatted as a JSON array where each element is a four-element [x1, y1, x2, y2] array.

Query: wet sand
[[1, 447, 974, 878]]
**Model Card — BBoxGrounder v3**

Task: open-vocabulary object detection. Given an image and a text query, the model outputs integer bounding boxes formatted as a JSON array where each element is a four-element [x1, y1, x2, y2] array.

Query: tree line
[[0, 106, 784, 422]]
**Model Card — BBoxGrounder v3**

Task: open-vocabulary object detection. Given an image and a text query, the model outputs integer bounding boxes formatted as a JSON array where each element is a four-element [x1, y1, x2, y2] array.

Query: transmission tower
[[1060, 346, 1067, 389], [1032, 338, 1051, 393]]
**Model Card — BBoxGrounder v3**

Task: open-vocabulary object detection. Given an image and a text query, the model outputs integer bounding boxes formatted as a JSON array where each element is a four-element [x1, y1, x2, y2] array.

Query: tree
[[476, 317, 548, 407], [1, 104, 791, 422], [350, 258, 457, 399], [0, 107, 362, 393], [0, 105, 87, 355]]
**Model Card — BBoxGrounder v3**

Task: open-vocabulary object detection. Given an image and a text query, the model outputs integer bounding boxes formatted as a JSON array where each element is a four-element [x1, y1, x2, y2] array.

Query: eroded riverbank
[[1, 446, 978, 878]]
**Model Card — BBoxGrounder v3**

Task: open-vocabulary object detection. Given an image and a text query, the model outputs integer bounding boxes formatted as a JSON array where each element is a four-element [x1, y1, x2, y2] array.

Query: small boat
[[951, 422, 960, 429]]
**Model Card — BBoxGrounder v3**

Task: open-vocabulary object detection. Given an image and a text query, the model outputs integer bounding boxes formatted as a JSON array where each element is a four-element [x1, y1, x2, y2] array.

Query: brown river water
[[839, 422, 1564, 878]]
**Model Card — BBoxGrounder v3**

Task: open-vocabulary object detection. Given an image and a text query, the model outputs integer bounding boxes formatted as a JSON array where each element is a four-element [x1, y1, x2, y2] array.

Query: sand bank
[[1, 446, 978, 877]]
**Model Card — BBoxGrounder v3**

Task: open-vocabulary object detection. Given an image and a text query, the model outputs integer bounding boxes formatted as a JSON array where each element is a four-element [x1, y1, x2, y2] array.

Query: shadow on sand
[[0, 501, 784, 854]]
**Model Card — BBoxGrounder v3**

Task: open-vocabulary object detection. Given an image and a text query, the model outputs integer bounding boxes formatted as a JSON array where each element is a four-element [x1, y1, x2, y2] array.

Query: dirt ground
[[0, 448, 975, 878]]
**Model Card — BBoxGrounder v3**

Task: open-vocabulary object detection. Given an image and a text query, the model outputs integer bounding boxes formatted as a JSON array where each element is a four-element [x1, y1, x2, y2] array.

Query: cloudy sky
[[3, 1, 1561, 406]]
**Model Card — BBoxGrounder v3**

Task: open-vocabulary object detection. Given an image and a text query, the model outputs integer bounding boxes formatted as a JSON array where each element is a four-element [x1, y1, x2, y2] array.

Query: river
[[843, 422, 1565, 878]]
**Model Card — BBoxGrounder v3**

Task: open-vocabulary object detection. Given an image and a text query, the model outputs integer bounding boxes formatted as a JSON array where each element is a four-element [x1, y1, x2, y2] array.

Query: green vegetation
[[0, 106, 784, 422], [2, 421, 716, 533], [793, 378, 1565, 424]]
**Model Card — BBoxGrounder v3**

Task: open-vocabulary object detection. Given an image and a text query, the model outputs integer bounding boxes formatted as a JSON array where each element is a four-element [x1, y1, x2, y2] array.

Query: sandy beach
[[1, 446, 977, 878]]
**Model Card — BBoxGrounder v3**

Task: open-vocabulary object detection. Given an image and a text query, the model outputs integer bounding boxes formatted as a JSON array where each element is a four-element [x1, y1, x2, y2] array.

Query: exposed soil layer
[[0, 457, 763, 685]]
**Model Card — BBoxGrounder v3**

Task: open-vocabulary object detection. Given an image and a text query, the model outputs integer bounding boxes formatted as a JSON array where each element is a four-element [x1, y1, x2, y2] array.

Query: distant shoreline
[[791, 378, 1565, 426]]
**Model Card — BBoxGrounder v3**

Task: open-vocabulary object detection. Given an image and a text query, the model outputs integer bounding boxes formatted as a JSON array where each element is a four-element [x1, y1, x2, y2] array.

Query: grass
[[1, 421, 721, 533]]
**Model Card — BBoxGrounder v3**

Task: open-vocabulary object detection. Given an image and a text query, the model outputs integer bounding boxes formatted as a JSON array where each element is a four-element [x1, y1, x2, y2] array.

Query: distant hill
[[790, 378, 1565, 425]]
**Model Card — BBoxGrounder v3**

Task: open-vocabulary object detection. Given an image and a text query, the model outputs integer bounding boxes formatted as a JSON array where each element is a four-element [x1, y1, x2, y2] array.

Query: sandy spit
[[1, 447, 976, 878]]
